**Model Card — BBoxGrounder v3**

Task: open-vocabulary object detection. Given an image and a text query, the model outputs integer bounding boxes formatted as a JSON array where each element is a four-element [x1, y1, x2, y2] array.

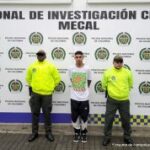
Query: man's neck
[[76, 63, 84, 68]]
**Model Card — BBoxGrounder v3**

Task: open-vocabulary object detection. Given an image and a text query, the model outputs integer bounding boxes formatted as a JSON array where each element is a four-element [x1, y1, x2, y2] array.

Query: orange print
[[73, 76, 82, 83]]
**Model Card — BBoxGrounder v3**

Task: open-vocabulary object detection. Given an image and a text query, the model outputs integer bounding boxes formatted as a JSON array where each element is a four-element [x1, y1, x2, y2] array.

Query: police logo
[[95, 47, 109, 60], [51, 47, 66, 60], [73, 32, 87, 45], [32, 68, 37, 73], [140, 48, 150, 61], [29, 32, 43, 45], [116, 32, 131, 45], [9, 80, 23, 92], [8, 47, 22, 60], [124, 64, 131, 70], [111, 76, 116, 81], [95, 81, 104, 93], [139, 81, 150, 94], [54, 81, 65, 93]]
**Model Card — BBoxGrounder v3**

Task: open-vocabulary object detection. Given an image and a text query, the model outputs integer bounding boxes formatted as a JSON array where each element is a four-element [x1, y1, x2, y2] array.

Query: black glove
[[105, 90, 108, 98], [29, 87, 32, 96]]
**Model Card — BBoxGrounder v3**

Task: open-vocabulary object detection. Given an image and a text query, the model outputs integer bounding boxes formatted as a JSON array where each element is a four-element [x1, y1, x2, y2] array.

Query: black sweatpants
[[71, 99, 89, 130]]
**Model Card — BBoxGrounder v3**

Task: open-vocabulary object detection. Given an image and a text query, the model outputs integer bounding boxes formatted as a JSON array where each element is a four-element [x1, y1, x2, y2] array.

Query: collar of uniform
[[37, 60, 47, 64], [113, 66, 123, 71]]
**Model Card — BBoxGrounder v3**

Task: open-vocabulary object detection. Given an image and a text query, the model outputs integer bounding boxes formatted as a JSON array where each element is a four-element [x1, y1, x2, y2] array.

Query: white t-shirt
[[68, 65, 92, 101]]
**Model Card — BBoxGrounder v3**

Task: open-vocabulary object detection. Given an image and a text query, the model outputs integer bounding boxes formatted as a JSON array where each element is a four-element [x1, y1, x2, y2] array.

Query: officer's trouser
[[29, 92, 52, 134], [104, 97, 132, 140]]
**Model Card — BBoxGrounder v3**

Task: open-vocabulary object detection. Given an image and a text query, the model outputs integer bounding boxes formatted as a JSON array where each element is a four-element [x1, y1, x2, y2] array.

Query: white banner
[[0, 3, 150, 123]]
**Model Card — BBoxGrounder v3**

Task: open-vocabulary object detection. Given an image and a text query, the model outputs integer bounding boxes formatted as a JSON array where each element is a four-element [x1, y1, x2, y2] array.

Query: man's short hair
[[113, 55, 123, 63], [75, 51, 83, 55]]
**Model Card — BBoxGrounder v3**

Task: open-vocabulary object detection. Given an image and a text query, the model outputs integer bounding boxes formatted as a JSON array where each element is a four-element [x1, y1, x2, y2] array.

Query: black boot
[[102, 137, 111, 146], [45, 132, 55, 142], [28, 133, 38, 142]]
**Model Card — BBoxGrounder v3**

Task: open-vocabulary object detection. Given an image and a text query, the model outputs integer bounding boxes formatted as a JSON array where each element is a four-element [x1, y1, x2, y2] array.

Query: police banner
[[0, 2, 150, 125]]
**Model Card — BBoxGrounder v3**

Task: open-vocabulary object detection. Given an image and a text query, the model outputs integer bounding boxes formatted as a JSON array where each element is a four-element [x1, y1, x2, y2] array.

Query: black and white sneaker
[[73, 133, 80, 143], [81, 133, 87, 143]]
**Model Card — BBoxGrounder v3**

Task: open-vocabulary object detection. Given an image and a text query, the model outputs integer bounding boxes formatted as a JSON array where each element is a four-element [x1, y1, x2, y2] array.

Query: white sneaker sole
[[73, 140, 80, 143], [81, 140, 87, 143]]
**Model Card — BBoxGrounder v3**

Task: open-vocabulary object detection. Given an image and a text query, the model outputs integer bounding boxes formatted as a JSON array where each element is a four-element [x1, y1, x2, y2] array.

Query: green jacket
[[102, 67, 133, 101], [26, 60, 61, 95]]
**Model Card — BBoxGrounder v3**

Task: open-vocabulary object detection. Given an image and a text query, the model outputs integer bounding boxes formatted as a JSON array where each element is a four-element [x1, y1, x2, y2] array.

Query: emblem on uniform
[[111, 76, 116, 81]]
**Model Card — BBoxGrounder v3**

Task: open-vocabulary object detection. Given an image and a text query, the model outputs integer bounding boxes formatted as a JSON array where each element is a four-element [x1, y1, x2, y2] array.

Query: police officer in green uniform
[[102, 55, 134, 146], [26, 50, 61, 142]]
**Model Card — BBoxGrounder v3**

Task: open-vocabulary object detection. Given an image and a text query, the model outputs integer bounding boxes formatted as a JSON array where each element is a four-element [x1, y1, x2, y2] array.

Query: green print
[[72, 72, 86, 91]]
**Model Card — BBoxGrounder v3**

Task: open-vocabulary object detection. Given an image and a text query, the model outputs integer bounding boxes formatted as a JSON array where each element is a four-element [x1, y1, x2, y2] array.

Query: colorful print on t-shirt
[[72, 72, 86, 91]]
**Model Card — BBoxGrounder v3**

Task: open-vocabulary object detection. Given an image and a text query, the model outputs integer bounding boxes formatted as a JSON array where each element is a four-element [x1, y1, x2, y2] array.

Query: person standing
[[68, 51, 92, 143], [26, 50, 61, 142], [102, 55, 134, 146]]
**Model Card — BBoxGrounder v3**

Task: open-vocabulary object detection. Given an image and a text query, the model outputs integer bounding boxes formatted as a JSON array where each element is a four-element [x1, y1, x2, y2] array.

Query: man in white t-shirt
[[68, 51, 92, 143]]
